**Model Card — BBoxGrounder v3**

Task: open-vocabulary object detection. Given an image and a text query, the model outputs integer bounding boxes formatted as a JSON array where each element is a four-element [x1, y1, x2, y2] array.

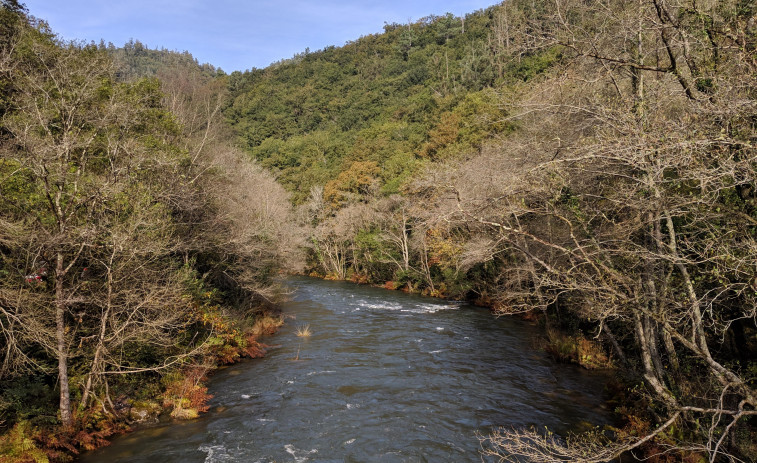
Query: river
[[79, 276, 611, 462]]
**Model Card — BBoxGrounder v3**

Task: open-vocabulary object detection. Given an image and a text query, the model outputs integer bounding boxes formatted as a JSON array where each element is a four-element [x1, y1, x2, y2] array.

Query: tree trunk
[[419, 234, 435, 293], [602, 323, 628, 366], [55, 251, 72, 427], [633, 311, 676, 406], [662, 328, 679, 370], [401, 215, 410, 272], [663, 212, 710, 356], [82, 255, 115, 408]]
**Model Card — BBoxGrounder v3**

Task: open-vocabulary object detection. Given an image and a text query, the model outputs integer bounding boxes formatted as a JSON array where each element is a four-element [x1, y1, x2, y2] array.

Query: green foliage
[[225, 4, 552, 205], [252, 129, 348, 202], [353, 228, 396, 282], [506, 46, 562, 83], [380, 151, 421, 195], [109, 39, 220, 80], [439, 267, 473, 299], [394, 268, 423, 289], [0, 375, 57, 427], [0, 421, 50, 463]]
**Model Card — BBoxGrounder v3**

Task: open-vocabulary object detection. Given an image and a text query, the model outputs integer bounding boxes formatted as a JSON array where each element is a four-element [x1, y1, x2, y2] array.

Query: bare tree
[[375, 195, 412, 274], [410, 0, 757, 460], [158, 63, 302, 307]]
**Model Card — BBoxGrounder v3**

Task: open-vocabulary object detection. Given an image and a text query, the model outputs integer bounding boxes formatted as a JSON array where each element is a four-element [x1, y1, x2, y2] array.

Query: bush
[[544, 329, 612, 369]]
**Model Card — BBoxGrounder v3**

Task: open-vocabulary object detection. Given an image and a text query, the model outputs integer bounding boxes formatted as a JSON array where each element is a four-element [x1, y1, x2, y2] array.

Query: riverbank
[[0, 311, 284, 463], [314, 270, 615, 371]]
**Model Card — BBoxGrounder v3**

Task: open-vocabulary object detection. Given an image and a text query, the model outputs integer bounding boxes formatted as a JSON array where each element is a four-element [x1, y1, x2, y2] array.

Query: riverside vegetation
[[1, 0, 757, 461], [0, 1, 298, 461]]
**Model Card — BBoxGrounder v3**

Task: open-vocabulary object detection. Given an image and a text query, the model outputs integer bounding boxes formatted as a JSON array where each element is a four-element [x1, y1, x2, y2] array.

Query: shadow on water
[[79, 276, 612, 463]]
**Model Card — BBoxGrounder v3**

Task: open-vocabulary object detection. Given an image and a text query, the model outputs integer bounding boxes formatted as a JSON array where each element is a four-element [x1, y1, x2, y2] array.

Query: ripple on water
[[199, 444, 229, 463], [78, 277, 612, 463]]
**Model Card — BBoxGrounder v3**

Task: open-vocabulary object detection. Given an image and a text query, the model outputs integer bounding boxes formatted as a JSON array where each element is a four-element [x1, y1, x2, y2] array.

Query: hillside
[[225, 5, 552, 201]]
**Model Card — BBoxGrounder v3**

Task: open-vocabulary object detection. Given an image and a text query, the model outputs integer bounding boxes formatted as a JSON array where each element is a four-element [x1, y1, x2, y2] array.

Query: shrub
[[544, 329, 612, 369]]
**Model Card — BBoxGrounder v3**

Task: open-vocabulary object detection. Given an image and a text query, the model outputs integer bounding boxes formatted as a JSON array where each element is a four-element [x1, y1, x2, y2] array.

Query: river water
[[80, 277, 611, 462]]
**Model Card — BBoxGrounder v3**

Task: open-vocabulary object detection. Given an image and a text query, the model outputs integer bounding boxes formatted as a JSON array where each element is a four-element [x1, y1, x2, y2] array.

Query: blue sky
[[23, 1, 499, 72]]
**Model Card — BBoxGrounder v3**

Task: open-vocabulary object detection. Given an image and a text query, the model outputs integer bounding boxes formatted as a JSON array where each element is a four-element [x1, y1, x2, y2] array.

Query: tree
[[419, 112, 460, 159], [376, 195, 412, 274], [0, 30, 193, 427], [323, 160, 380, 209], [158, 61, 301, 307]]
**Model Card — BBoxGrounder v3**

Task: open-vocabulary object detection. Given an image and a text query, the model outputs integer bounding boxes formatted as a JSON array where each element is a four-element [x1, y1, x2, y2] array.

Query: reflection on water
[[79, 277, 611, 463]]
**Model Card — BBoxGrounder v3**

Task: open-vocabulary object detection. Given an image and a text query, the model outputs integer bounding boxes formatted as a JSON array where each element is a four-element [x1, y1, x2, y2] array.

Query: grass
[[295, 324, 312, 337], [249, 314, 284, 336]]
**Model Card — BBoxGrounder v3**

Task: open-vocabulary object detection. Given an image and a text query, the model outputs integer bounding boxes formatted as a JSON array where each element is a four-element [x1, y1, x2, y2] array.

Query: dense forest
[[1, 0, 756, 461], [0, 1, 299, 460]]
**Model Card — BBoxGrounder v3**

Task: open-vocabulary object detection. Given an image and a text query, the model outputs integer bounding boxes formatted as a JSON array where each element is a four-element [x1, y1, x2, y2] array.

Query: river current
[[79, 276, 611, 462]]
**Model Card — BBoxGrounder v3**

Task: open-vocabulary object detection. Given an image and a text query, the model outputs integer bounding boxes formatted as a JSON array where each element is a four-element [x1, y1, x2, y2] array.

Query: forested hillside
[[0, 2, 299, 460], [227, 0, 757, 461], [225, 9, 530, 202]]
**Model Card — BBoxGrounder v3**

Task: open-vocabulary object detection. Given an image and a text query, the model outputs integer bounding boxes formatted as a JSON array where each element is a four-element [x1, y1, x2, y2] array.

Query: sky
[[22, 0, 499, 72]]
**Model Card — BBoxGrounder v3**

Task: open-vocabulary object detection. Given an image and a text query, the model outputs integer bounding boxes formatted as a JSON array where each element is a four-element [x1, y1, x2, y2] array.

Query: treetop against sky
[[23, 0, 498, 72]]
